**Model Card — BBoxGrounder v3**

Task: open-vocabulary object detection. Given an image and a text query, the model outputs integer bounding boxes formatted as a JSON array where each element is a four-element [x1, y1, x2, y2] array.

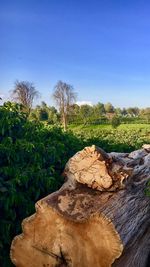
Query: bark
[[10, 145, 150, 267], [62, 112, 67, 131]]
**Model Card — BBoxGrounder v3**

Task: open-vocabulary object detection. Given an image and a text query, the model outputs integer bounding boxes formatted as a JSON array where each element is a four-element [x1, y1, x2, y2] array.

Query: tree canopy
[[53, 80, 77, 130], [12, 81, 39, 113]]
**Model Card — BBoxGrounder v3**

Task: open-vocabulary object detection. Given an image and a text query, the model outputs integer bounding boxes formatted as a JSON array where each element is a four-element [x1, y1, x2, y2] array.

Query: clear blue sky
[[1, 0, 150, 108]]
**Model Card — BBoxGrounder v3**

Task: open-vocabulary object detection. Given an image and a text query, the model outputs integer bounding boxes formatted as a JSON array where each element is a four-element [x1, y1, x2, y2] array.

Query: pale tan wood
[[11, 203, 123, 267], [64, 145, 132, 191]]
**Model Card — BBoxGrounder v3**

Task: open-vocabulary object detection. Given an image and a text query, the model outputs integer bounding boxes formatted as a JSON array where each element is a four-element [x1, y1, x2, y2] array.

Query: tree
[[68, 104, 80, 124], [47, 106, 59, 124], [12, 81, 39, 113], [79, 104, 93, 125], [104, 102, 114, 113], [115, 108, 122, 116], [111, 115, 121, 128], [38, 108, 49, 121], [140, 108, 150, 122], [29, 103, 59, 124], [96, 102, 105, 115], [93, 102, 105, 116], [53, 80, 77, 131], [41, 101, 47, 108], [127, 107, 139, 117], [122, 108, 128, 116]]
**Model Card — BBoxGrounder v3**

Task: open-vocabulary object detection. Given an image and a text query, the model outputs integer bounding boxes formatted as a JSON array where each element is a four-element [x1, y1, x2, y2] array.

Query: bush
[[0, 102, 83, 266], [111, 116, 121, 128]]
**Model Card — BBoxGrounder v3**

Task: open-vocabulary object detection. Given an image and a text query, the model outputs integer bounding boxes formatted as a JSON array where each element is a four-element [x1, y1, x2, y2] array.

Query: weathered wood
[[10, 145, 150, 267]]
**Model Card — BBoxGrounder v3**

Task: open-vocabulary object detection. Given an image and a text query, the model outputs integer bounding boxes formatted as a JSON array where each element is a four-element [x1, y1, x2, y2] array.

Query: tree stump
[[10, 145, 150, 267]]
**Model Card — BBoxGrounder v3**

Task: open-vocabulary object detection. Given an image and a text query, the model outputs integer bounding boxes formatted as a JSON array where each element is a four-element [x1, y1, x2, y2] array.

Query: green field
[[69, 124, 150, 152]]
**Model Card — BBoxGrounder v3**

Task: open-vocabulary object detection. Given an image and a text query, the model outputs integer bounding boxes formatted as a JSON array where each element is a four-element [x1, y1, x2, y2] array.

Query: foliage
[[104, 102, 115, 113], [140, 107, 150, 123], [70, 124, 150, 153], [29, 102, 59, 124], [79, 104, 93, 125], [111, 115, 121, 128], [126, 107, 140, 117], [0, 102, 83, 267], [67, 102, 150, 126], [26, 99, 150, 126]]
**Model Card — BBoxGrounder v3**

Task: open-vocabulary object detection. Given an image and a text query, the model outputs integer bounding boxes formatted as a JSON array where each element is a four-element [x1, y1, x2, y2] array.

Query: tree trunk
[[10, 145, 150, 267], [62, 112, 67, 131]]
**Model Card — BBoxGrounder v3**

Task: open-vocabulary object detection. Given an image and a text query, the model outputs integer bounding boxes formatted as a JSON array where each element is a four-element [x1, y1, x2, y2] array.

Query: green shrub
[[0, 102, 83, 266], [111, 116, 121, 128]]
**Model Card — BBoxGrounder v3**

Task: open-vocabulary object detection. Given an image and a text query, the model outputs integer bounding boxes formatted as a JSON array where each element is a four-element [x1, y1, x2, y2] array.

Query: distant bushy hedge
[[0, 102, 83, 267]]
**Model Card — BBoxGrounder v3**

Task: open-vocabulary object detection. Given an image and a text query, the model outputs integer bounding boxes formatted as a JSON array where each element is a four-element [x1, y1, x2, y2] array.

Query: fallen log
[[10, 145, 150, 267]]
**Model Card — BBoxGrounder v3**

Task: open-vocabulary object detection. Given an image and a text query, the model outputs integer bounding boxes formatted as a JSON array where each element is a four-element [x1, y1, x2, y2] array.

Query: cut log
[[10, 145, 150, 267]]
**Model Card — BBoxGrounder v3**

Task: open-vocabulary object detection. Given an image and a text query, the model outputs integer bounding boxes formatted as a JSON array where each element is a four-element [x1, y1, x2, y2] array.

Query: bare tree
[[53, 80, 77, 131], [12, 81, 39, 113]]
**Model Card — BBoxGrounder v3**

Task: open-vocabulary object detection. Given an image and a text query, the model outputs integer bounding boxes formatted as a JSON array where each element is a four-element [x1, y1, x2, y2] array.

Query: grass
[[69, 123, 150, 130]]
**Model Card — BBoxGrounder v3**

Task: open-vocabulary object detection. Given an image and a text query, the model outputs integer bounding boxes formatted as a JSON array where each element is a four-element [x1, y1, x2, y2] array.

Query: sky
[[0, 0, 150, 108]]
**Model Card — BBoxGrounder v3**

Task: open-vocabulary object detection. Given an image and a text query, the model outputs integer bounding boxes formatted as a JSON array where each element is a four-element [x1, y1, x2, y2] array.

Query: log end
[[10, 198, 123, 267], [64, 145, 132, 192]]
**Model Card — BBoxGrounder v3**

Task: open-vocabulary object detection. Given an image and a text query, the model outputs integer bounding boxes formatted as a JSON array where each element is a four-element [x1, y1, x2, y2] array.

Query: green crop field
[[69, 124, 150, 153]]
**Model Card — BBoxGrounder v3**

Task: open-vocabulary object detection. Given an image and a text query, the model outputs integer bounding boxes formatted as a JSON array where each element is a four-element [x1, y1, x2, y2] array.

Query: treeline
[[29, 101, 150, 125], [2, 80, 150, 129]]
